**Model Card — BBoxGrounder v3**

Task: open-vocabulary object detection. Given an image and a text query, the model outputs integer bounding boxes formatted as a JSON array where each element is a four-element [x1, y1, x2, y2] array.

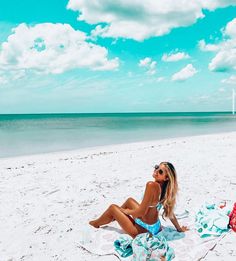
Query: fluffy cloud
[[201, 0, 236, 10], [0, 23, 119, 75], [198, 40, 219, 52], [172, 64, 197, 81], [225, 17, 236, 37], [221, 75, 236, 84], [139, 57, 157, 75], [67, 0, 236, 41], [162, 51, 190, 62], [199, 18, 236, 72], [209, 49, 236, 72]]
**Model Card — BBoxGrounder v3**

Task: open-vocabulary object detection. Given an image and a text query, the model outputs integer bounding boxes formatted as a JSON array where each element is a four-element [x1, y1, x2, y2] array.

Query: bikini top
[[149, 189, 163, 210], [141, 185, 163, 211], [148, 202, 163, 211]]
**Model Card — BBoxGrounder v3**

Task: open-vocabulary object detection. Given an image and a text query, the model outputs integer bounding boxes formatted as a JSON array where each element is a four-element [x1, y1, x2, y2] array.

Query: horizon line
[[0, 111, 234, 116]]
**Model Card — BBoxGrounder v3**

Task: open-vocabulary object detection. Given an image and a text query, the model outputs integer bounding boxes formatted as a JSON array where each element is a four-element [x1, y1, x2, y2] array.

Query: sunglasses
[[154, 164, 163, 174]]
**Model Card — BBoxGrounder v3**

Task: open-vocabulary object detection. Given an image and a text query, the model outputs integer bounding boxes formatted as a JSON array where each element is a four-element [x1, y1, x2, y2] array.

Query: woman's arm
[[120, 181, 160, 218], [169, 213, 189, 232]]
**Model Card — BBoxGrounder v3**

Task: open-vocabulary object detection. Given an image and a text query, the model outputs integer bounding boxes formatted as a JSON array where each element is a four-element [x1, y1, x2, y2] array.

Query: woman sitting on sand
[[89, 162, 188, 238]]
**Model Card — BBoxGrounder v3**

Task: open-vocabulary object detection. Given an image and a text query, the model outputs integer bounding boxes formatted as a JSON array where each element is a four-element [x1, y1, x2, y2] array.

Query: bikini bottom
[[134, 218, 161, 235]]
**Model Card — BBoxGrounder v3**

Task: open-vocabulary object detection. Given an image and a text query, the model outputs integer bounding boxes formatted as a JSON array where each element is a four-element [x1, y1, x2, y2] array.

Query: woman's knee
[[109, 203, 119, 211], [127, 197, 134, 203]]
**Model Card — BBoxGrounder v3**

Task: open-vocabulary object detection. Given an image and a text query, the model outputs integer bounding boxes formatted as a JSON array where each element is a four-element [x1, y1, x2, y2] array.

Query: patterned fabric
[[132, 232, 175, 261], [134, 218, 161, 235], [195, 203, 230, 238], [114, 235, 133, 257]]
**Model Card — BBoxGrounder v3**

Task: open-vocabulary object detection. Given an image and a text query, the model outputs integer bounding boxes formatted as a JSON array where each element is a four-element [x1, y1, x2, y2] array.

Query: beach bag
[[229, 202, 236, 232]]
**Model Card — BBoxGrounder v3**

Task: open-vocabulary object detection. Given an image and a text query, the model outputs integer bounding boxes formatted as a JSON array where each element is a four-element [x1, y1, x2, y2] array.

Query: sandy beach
[[0, 131, 236, 261]]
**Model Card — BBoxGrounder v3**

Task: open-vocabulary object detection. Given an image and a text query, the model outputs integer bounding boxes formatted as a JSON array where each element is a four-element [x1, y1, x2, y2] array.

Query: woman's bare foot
[[89, 220, 100, 228], [160, 256, 166, 261]]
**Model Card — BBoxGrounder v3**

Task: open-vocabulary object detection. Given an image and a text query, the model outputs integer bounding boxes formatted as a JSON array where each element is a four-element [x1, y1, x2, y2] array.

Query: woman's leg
[[105, 197, 140, 222], [89, 204, 146, 238], [107, 197, 140, 222], [120, 197, 140, 210]]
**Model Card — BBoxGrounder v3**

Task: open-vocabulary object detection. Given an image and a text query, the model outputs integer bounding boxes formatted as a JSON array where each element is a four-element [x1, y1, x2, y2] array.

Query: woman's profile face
[[152, 164, 169, 182]]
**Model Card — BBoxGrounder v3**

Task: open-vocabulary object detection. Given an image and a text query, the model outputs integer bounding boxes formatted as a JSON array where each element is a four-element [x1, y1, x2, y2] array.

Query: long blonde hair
[[159, 162, 178, 219]]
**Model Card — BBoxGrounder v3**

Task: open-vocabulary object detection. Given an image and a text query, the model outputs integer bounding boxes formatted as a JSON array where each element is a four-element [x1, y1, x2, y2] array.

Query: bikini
[[134, 202, 162, 235]]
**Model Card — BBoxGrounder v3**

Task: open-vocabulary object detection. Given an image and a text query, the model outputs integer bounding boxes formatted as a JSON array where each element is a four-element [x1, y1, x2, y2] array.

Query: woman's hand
[[177, 225, 189, 232], [170, 214, 189, 233]]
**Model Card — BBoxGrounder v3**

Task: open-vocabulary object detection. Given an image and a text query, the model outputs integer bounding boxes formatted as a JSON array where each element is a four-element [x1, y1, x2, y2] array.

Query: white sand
[[0, 131, 236, 261]]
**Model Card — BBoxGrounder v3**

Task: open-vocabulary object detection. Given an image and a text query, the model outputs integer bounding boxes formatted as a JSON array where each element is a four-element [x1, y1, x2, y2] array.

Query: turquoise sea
[[0, 112, 235, 158]]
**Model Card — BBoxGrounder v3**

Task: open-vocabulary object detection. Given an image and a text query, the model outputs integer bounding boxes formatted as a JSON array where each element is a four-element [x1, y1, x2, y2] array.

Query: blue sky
[[0, 0, 236, 113]]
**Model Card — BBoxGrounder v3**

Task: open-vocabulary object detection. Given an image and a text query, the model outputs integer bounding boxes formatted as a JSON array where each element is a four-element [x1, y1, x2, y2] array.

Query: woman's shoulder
[[146, 181, 161, 190]]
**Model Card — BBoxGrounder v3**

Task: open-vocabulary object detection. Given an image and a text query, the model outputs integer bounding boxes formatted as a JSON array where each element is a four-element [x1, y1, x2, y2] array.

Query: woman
[[89, 162, 188, 238]]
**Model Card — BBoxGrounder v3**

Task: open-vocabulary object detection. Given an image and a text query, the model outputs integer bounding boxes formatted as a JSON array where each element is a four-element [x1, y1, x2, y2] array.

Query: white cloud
[[0, 23, 119, 75], [172, 64, 197, 81], [221, 75, 236, 84], [199, 18, 236, 72], [139, 57, 152, 67], [0, 69, 26, 85], [198, 40, 219, 52], [139, 57, 157, 75], [209, 49, 236, 72], [225, 17, 236, 38], [201, 0, 236, 10], [68, 0, 203, 41], [157, 77, 165, 82], [162, 51, 190, 62], [67, 0, 236, 41]]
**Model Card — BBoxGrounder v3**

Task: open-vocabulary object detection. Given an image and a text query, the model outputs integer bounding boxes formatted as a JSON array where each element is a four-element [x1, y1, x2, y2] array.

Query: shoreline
[[1, 130, 236, 161]]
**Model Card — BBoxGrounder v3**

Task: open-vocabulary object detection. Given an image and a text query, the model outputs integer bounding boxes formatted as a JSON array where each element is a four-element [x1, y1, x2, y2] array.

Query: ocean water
[[0, 112, 235, 158]]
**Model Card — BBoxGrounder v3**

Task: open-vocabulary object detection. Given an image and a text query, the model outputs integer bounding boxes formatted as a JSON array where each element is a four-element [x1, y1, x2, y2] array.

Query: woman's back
[[140, 181, 161, 224]]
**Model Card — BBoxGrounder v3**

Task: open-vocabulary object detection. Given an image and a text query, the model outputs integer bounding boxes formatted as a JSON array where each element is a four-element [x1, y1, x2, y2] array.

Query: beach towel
[[77, 214, 228, 260], [77, 223, 132, 260], [195, 203, 230, 238], [132, 232, 175, 261], [114, 235, 133, 258]]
